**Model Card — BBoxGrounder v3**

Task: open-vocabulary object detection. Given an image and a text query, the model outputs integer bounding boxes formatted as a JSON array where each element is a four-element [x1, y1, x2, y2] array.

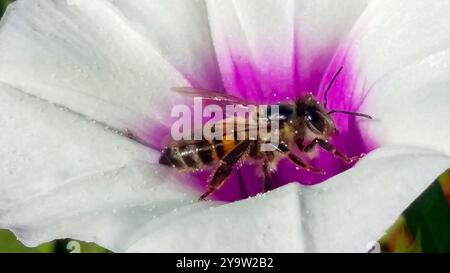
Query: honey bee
[[159, 67, 372, 200]]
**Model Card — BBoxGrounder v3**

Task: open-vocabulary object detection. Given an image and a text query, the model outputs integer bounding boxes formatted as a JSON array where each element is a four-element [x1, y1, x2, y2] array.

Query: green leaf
[[0, 229, 54, 253], [0, 229, 111, 253], [0, 0, 13, 18], [403, 169, 450, 252]]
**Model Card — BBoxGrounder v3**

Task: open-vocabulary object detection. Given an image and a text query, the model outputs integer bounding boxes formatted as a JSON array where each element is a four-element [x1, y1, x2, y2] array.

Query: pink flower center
[[148, 46, 377, 202]]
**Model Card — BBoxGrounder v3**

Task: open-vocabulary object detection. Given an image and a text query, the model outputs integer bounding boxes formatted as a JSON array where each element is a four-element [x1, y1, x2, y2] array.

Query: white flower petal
[[292, 0, 368, 90], [0, 0, 195, 140], [324, 0, 450, 154], [107, 0, 222, 89], [346, 0, 450, 87], [302, 146, 449, 252], [0, 84, 217, 251], [363, 50, 450, 155], [206, 0, 368, 97], [125, 146, 450, 252]]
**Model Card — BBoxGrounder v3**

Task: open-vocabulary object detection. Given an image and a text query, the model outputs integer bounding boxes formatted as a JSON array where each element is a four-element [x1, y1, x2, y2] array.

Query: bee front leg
[[314, 139, 362, 164], [295, 138, 305, 151], [303, 138, 320, 152], [288, 153, 326, 175], [277, 141, 325, 174]]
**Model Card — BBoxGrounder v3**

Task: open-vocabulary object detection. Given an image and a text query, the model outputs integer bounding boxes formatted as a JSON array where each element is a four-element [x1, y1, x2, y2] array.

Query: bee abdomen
[[159, 140, 221, 170]]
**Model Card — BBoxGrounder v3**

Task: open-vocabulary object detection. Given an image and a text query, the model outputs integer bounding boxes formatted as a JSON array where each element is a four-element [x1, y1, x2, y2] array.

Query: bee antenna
[[328, 110, 373, 120], [323, 66, 344, 108]]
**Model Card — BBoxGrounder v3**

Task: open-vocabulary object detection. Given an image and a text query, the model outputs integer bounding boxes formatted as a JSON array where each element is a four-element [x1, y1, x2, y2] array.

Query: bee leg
[[262, 161, 272, 192], [198, 187, 216, 201], [303, 138, 320, 152], [262, 151, 277, 192], [199, 140, 252, 201], [288, 153, 326, 175], [276, 142, 325, 174], [315, 139, 362, 164], [199, 163, 233, 201], [264, 172, 271, 192], [295, 138, 305, 151]]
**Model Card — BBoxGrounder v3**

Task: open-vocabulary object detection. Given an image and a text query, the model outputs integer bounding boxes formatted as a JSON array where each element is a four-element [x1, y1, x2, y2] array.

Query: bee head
[[296, 94, 337, 137]]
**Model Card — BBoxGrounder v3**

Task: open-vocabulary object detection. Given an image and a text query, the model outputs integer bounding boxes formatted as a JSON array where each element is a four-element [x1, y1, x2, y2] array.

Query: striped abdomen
[[159, 139, 237, 170]]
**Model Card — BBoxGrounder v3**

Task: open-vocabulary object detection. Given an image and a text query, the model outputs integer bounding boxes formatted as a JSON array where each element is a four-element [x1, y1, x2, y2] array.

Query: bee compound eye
[[306, 110, 326, 133]]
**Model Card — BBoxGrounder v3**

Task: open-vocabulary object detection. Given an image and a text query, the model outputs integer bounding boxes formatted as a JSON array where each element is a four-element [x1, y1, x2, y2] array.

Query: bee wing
[[215, 116, 279, 140], [172, 87, 253, 106]]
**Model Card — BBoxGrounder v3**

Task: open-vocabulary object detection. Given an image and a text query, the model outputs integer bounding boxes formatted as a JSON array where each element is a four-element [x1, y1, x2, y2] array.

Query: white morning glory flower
[[0, 0, 449, 252]]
